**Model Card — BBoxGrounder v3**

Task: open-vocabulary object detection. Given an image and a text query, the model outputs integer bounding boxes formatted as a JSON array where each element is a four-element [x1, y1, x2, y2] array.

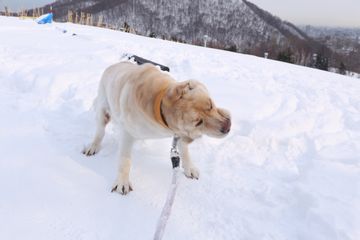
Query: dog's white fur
[[83, 62, 231, 194]]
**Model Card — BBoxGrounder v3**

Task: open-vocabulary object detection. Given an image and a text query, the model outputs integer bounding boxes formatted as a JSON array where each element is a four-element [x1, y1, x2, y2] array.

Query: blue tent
[[36, 13, 53, 24]]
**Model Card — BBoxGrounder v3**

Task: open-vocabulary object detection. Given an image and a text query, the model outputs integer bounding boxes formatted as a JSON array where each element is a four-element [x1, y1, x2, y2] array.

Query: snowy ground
[[0, 16, 359, 240]]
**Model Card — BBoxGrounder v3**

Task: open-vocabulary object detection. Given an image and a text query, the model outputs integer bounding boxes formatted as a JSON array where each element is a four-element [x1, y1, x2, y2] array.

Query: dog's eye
[[208, 99, 213, 111], [195, 119, 203, 127]]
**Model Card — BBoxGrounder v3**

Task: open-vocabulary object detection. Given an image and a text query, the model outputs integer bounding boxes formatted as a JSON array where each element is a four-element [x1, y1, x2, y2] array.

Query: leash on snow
[[153, 136, 181, 240]]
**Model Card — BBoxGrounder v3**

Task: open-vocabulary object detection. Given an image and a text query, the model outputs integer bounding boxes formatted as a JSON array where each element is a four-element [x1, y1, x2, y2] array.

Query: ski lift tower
[[204, 35, 208, 48], [312, 53, 317, 67]]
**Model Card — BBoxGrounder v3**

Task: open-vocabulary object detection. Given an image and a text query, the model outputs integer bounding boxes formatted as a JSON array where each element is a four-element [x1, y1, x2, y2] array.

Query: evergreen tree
[[225, 44, 237, 52], [314, 54, 328, 71], [339, 62, 346, 75], [123, 22, 130, 33], [277, 48, 293, 63]]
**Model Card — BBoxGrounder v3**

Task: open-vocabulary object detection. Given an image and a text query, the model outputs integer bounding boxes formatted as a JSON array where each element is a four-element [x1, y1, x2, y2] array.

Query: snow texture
[[0, 17, 359, 240]]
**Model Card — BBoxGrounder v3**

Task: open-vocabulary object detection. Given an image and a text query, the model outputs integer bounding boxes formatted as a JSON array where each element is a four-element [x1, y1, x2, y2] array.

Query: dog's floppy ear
[[166, 80, 194, 103], [174, 81, 193, 99]]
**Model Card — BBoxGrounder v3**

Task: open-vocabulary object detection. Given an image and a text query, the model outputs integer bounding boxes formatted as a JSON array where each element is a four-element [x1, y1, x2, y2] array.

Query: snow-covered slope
[[0, 17, 359, 240]]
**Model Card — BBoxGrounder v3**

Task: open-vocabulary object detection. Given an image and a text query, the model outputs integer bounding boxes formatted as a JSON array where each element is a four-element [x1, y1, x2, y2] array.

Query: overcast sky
[[0, 0, 53, 11], [250, 0, 360, 27], [1, 0, 359, 28]]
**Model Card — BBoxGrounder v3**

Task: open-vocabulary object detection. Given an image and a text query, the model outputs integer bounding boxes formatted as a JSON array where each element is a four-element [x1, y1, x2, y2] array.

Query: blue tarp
[[36, 13, 53, 24]]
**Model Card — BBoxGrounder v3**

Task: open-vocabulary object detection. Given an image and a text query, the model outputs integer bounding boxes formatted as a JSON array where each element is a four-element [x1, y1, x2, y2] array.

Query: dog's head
[[163, 80, 231, 140]]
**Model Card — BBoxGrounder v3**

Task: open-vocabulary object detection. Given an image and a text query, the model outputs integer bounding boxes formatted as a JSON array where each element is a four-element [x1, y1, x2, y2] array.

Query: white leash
[[153, 136, 181, 240]]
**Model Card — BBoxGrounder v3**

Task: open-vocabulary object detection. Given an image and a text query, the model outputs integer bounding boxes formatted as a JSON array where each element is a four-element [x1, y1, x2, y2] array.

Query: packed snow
[[0, 16, 359, 240]]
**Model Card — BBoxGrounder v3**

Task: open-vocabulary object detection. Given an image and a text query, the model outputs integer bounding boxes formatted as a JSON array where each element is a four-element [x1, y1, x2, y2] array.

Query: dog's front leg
[[111, 130, 134, 195], [179, 137, 199, 179]]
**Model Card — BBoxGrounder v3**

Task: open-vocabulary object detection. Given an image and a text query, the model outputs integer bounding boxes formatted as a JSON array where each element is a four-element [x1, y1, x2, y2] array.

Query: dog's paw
[[82, 143, 100, 156], [111, 179, 133, 195], [184, 166, 200, 180]]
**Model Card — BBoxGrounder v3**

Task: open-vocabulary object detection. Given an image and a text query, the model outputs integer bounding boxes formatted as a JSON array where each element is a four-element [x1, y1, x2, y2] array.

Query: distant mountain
[[38, 0, 344, 71], [300, 26, 360, 73]]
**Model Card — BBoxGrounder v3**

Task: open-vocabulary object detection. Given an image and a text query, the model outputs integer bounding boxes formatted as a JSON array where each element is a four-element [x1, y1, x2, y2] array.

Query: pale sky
[[249, 0, 360, 27], [1, 0, 359, 27], [0, 0, 53, 11]]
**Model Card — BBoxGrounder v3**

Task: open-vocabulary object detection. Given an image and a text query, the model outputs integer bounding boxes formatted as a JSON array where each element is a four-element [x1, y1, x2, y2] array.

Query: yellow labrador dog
[[83, 62, 231, 195]]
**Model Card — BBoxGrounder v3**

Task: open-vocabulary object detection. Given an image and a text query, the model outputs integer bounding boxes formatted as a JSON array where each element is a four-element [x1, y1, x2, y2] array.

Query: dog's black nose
[[220, 118, 231, 134]]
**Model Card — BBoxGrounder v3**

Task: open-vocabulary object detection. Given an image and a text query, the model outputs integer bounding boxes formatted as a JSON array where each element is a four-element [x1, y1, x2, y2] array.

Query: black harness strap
[[128, 54, 170, 72]]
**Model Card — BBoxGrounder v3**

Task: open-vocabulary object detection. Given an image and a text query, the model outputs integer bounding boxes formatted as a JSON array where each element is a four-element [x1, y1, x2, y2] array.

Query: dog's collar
[[154, 86, 169, 128], [160, 101, 169, 128]]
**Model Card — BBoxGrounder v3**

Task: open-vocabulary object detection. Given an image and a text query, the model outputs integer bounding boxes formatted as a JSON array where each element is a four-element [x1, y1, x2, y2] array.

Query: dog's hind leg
[[83, 108, 110, 156], [83, 90, 110, 156]]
